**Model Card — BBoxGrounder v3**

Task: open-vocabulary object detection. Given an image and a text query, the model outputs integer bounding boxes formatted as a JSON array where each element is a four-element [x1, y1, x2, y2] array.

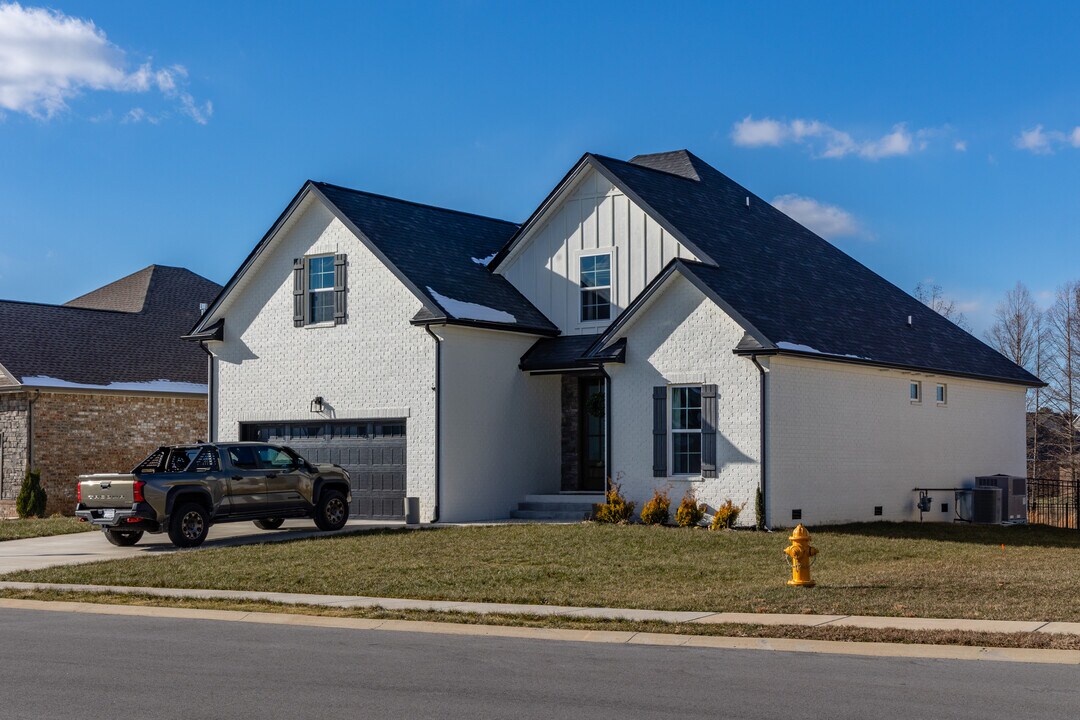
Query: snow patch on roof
[[776, 342, 868, 360], [426, 288, 516, 324], [471, 253, 497, 266], [20, 376, 208, 394]]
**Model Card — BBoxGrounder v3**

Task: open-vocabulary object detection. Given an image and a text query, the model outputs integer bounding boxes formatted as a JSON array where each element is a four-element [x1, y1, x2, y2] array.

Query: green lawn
[[8, 522, 1080, 621], [0, 516, 92, 542]]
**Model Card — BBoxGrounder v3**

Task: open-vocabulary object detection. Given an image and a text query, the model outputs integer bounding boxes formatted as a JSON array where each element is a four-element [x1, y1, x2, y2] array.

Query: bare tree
[[986, 282, 1046, 477], [1043, 282, 1080, 482], [914, 281, 973, 332]]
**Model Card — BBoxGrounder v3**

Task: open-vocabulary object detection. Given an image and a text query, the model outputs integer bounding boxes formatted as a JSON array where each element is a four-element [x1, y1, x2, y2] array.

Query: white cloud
[[1014, 124, 1080, 154], [954, 140, 967, 152], [0, 2, 209, 122], [732, 116, 932, 160], [771, 194, 863, 239]]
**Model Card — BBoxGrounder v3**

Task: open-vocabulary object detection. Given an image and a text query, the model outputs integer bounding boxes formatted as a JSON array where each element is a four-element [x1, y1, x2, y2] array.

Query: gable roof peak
[[627, 149, 706, 181]]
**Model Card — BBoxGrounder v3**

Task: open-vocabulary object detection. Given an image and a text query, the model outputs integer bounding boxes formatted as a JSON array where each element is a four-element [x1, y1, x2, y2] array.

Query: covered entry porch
[[511, 335, 625, 519]]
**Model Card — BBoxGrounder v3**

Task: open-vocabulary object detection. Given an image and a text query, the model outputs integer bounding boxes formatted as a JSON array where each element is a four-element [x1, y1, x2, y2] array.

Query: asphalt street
[[1, 607, 1076, 720]]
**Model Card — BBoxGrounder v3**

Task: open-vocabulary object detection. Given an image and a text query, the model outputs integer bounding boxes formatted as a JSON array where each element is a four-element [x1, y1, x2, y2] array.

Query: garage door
[[240, 420, 406, 519]]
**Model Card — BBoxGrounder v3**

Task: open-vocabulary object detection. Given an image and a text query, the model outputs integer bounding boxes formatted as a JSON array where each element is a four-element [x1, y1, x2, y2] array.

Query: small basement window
[[791, 509, 802, 521], [941, 502, 950, 513], [874, 506, 883, 516], [910, 381, 921, 403], [936, 383, 947, 405]]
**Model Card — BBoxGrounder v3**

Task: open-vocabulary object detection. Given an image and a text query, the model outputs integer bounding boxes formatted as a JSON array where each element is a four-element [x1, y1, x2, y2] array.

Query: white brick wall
[[607, 274, 761, 524], [437, 325, 561, 521], [211, 196, 439, 519], [766, 355, 1028, 525]]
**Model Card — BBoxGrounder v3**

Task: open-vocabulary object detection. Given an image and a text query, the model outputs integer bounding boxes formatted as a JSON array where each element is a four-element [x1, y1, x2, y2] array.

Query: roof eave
[[734, 347, 1047, 388], [411, 316, 560, 338]]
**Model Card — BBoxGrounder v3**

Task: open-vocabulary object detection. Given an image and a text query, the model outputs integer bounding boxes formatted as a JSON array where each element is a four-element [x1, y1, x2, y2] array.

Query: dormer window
[[580, 253, 612, 322]]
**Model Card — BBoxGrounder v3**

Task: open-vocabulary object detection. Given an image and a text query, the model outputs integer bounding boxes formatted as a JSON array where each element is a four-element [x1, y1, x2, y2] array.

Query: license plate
[[102, 509, 115, 520]]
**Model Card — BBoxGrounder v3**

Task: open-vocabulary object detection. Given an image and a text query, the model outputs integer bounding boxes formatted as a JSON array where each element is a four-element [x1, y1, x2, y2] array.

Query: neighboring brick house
[[188, 150, 1042, 525], [0, 266, 220, 516]]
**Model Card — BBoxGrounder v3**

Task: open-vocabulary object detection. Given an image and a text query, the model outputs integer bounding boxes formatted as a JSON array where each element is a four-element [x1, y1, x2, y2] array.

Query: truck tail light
[[132, 480, 146, 504], [76, 482, 82, 503]]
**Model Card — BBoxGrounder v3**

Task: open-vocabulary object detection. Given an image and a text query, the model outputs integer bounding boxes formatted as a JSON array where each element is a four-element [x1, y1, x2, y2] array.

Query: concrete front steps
[[510, 493, 604, 521]]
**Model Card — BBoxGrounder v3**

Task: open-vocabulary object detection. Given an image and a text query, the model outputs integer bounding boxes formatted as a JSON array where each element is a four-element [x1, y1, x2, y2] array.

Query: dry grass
[[0, 516, 91, 542], [7, 522, 1080, 621], [2, 588, 1078, 651]]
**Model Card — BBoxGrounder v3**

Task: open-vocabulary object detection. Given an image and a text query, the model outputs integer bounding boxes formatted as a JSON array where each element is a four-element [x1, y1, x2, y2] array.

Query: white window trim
[[574, 247, 617, 328], [910, 381, 922, 404], [306, 253, 335, 326], [936, 383, 947, 406], [669, 384, 703, 478]]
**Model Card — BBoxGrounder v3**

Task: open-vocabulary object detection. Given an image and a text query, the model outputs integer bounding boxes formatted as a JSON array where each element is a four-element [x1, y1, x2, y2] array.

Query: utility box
[[976, 475, 1027, 524], [404, 497, 420, 525]]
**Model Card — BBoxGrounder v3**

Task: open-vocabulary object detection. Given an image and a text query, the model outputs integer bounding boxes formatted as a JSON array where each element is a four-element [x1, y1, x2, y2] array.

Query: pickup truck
[[75, 442, 352, 548]]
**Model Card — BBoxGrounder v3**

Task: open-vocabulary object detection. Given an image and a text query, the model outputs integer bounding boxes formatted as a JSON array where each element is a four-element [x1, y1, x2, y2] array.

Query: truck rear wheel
[[314, 489, 348, 531], [168, 502, 210, 548], [103, 529, 143, 547], [253, 518, 285, 530]]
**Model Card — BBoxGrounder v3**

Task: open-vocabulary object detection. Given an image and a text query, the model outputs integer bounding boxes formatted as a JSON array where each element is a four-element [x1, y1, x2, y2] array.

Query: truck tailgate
[[79, 474, 137, 508]]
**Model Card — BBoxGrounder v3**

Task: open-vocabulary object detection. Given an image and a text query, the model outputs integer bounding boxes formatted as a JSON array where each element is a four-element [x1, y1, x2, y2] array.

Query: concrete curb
[[2, 597, 1077, 665], [1, 580, 1078, 637]]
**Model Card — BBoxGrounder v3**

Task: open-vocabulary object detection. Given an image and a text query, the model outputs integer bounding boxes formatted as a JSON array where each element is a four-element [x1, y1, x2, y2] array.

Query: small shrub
[[675, 488, 707, 527], [640, 488, 671, 526], [593, 481, 635, 524], [16, 469, 48, 519], [710, 498, 745, 530], [755, 487, 765, 530]]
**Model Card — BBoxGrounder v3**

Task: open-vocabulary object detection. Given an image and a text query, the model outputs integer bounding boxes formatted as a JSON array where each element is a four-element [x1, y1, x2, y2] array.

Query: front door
[[578, 377, 606, 492]]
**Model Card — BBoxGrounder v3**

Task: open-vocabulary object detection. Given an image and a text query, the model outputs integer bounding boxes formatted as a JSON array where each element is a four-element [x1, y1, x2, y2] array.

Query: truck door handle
[[265, 472, 278, 479], [231, 475, 243, 481]]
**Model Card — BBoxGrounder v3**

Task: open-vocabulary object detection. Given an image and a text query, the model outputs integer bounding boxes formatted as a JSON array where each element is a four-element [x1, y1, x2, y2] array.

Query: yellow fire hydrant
[[783, 524, 818, 587]]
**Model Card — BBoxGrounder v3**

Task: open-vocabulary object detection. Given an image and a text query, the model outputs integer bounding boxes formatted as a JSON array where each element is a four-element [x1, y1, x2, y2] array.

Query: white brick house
[[188, 150, 1041, 525]]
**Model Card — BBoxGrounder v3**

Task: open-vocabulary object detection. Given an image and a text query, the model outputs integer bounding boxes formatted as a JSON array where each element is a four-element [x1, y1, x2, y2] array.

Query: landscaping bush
[[593, 481, 635, 524], [675, 488, 707, 527], [710, 498, 744, 530], [16, 469, 48, 519], [640, 488, 671, 526]]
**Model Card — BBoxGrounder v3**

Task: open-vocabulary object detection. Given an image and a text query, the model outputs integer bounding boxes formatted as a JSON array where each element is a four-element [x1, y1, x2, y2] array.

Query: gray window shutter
[[701, 384, 718, 478], [292, 258, 306, 327], [333, 253, 347, 325], [652, 386, 667, 477]]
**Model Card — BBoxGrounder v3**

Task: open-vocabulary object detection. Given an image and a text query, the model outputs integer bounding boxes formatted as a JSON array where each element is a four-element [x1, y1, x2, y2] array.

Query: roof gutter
[[424, 324, 443, 523], [735, 348, 1045, 389]]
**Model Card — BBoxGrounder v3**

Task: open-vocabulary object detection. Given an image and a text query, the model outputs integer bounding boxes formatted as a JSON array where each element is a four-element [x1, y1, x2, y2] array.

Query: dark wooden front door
[[578, 377, 606, 492]]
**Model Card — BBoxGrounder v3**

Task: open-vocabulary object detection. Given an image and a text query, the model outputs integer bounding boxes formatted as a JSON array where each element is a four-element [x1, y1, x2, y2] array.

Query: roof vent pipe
[[745, 196, 750, 207], [907, 315, 913, 327]]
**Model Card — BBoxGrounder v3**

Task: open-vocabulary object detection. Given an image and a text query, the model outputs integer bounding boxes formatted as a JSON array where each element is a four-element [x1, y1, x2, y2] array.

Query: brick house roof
[[0, 266, 221, 391]]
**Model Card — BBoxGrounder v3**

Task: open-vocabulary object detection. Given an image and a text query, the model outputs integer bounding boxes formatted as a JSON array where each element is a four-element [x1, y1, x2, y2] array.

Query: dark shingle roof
[[0, 266, 221, 389], [313, 183, 556, 335], [584, 150, 1040, 386]]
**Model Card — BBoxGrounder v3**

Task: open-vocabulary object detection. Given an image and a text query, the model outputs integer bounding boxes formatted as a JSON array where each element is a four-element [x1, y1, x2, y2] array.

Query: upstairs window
[[580, 253, 612, 322], [910, 381, 921, 403], [308, 255, 336, 324], [936, 383, 947, 405], [293, 254, 347, 327]]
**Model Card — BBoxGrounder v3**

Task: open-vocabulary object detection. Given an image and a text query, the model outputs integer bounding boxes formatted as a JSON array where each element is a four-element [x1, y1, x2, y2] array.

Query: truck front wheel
[[314, 490, 348, 531], [103, 529, 143, 547], [168, 502, 210, 548]]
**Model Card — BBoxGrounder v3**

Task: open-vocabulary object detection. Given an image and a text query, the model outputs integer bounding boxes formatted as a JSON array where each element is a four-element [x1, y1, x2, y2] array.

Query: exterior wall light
[[310, 396, 324, 413]]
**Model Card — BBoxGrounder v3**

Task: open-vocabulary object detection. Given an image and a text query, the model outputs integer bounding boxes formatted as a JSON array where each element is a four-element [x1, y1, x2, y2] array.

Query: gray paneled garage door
[[240, 420, 406, 519]]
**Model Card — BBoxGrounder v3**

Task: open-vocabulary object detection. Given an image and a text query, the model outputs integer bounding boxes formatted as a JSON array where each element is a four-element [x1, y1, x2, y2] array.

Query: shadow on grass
[[813, 521, 1080, 549]]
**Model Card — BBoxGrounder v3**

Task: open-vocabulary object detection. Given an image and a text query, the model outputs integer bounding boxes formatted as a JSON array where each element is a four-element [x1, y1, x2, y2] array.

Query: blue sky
[[1, 1, 1079, 334]]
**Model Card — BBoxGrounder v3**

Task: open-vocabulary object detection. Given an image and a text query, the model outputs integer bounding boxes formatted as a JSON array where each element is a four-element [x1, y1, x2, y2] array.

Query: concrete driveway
[[0, 519, 401, 574]]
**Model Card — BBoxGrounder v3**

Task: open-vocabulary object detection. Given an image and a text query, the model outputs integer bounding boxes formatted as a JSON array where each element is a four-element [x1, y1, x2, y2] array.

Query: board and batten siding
[[498, 167, 698, 335]]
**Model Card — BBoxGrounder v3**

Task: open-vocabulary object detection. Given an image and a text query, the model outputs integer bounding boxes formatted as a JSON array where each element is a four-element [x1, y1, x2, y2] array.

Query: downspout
[[199, 341, 215, 442], [598, 364, 612, 497], [749, 355, 769, 530], [424, 324, 442, 523]]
